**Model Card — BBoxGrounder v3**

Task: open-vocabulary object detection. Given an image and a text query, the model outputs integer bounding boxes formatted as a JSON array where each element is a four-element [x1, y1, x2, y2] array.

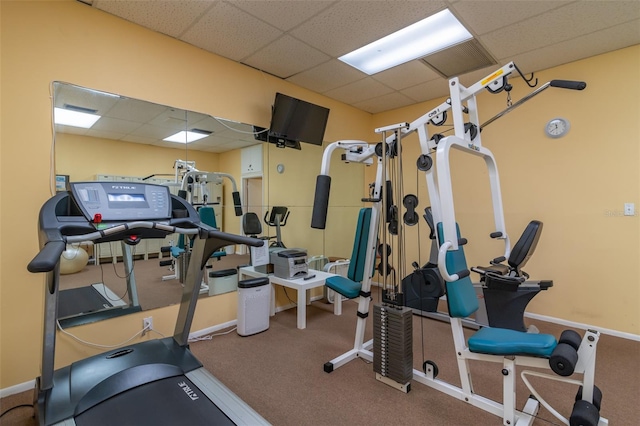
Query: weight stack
[[373, 304, 413, 391]]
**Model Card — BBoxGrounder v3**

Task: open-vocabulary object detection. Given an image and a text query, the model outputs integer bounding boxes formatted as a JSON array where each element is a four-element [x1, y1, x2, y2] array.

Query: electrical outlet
[[142, 317, 153, 336], [624, 203, 635, 216]]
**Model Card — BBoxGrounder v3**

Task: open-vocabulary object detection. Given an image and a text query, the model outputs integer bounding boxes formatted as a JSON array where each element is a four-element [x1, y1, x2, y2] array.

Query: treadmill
[[28, 181, 269, 426]]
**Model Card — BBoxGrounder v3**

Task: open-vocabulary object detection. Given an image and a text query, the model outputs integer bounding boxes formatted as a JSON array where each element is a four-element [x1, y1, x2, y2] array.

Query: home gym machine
[[311, 140, 383, 371], [160, 160, 244, 286], [28, 181, 268, 426], [312, 61, 607, 425]]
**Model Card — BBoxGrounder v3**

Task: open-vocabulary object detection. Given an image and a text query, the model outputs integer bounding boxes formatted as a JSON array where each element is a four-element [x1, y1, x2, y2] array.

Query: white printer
[[271, 249, 308, 279]]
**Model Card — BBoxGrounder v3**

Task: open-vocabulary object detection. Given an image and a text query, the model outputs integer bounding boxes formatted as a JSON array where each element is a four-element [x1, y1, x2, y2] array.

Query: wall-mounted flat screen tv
[[269, 93, 330, 146]]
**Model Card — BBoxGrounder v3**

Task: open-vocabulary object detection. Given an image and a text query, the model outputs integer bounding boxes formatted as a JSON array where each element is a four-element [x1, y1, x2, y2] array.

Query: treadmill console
[[71, 182, 172, 223]]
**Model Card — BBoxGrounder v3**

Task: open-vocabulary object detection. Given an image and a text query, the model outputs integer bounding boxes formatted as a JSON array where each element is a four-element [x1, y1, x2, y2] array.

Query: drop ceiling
[[87, 0, 640, 114]]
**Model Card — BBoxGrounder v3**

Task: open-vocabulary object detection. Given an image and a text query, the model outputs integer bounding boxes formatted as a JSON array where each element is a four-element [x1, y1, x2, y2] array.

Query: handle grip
[[27, 241, 66, 273], [207, 229, 265, 247], [550, 80, 587, 90], [232, 191, 243, 216], [456, 269, 470, 279], [436, 241, 470, 282], [311, 175, 331, 229]]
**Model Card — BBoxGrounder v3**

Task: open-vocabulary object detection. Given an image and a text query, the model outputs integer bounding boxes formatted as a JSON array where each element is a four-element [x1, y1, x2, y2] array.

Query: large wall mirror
[[53, 82, 268, 327], [53, 82, 363, 327]]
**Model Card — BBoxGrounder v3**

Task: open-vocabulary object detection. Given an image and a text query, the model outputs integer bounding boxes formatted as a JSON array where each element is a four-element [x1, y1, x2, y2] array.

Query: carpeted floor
[[2, 288, 639, 425], [57, 254, 250, 316]]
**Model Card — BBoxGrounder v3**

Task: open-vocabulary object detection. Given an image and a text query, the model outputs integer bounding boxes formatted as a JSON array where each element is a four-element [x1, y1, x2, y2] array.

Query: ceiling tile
[[92, 116, 143, 135], [93, 0, 213, 38], [286, 59, 365, 93], [324, 77, 394, 105], [290, 0, 447, 57], [353, 92, 416, 114], [451, 0, 573, 36], [132, 123, 178, 140], [506, 19, 640, 76], [243, 35, 331, 78], [401, 79, 451, 104], [106, 99, 169, 123], [481, 1, 640, 59], [181, 1, 282, 61], [372, 61, 441, 91], [230, 0, 334, 31], [55, 89, 120, 114]]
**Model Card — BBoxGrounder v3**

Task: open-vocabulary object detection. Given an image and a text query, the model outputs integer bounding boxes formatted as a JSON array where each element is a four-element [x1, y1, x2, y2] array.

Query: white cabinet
[[95, 174, 115, 181], [241, 145, 263, 176]]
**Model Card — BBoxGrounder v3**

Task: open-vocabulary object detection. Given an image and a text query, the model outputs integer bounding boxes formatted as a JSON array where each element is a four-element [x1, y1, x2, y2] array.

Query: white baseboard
[[524, 312, 640, 341], [188, 319, 237, 340], [4, 297, 637, 398], [0, 379, 35, 398]]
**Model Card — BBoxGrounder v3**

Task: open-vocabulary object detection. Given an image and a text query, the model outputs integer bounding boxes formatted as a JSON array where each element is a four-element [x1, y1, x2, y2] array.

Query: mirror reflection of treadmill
[[57, 240, 142, 327], [57, 283, 140, 327]]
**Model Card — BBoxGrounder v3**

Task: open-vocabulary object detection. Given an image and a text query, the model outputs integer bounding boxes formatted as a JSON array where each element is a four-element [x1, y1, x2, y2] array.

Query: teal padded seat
[[325, 208, 372, 300], [325, 275, 362, 299], [169, 246, 185, 258], [436, 222, 558, 358], [468, 327, 557, 357]]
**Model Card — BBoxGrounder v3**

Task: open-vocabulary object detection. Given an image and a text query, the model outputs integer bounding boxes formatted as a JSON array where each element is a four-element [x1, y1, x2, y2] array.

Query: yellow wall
[[373, 46, 640, 335], [1, 0, 638, 391], [0, 0, 372, 389], [56, 133, 220, 181]]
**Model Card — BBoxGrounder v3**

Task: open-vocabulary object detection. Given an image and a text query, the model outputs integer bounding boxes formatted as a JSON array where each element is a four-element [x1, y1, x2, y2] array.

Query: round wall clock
[[545, 117, 570, 138]]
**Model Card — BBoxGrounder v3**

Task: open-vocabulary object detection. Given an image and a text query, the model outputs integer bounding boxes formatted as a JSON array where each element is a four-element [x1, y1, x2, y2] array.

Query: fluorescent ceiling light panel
[[339, 9, 472, 75], [163, 130, 209, 144], [54, 107, 101, 128]]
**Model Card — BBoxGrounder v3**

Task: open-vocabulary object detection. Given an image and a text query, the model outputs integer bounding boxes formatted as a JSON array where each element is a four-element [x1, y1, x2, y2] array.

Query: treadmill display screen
[[107, 193, 146, 202], [71, 182, 172, 222]]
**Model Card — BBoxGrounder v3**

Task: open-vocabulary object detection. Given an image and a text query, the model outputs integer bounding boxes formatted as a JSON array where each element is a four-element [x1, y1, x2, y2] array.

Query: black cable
[[0, 403, 33, 418], [531, 412, 562, 426], [103, 264, 130, 302], [111, 244, 137, 280], [99, 243, 130, 302], [282, 287, 297, 306], [415, 167, 427, 366]]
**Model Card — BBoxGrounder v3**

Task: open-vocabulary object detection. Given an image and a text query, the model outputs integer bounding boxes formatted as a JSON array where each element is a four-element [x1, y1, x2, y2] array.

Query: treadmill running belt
[[58, 286, 112, 318], [75, 375, 234, 426]]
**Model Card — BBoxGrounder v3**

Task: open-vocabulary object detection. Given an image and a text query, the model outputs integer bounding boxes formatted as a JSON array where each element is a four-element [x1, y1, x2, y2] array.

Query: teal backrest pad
[[436, 222, 479, 318], [177, 207, 218, 249], [348, 208, 372, 283], [198, 206, 218, 228]]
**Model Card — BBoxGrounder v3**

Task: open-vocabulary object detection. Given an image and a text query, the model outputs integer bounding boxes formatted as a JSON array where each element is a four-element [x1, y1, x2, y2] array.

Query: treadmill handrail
[[28, 221, 263, 273]]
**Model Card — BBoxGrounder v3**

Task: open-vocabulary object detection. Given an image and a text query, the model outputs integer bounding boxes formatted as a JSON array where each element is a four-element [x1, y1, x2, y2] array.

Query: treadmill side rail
[[186, 368, 271, 425]]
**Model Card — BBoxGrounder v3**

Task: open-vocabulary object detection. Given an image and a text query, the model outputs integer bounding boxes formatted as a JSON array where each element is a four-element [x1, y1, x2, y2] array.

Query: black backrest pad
[[243, 212, 262, 236], [508, 220, 543, 270]]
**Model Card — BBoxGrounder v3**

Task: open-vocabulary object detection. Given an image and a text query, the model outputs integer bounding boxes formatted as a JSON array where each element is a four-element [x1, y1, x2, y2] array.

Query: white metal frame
[[317, 141, 382, 369], [321, 62, 606, 425]]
